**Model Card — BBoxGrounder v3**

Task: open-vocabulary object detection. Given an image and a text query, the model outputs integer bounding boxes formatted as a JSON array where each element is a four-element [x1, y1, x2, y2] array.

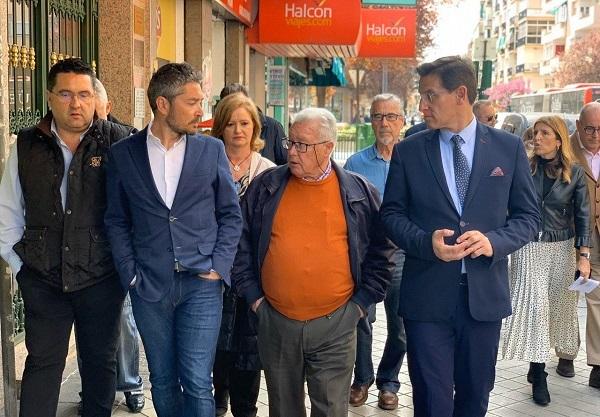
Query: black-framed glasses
[[487, 114, 498, 123], [371, 113, 402, 122], [282, 138, 330, 153], [583, 126, 600, 136], [50, 90, 94, 104]]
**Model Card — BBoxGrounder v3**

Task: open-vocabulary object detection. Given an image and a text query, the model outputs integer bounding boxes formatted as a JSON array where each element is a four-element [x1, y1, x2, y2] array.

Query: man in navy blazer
[[104, 63, 242, 417], [380, 56, 539, 417]]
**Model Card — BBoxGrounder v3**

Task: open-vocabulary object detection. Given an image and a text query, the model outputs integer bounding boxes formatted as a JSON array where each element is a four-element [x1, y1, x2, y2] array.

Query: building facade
[[474, 0, 600, 91]]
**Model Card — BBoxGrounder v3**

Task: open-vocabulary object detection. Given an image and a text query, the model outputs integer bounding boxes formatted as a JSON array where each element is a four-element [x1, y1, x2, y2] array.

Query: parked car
[[499, 112, 578, 138]]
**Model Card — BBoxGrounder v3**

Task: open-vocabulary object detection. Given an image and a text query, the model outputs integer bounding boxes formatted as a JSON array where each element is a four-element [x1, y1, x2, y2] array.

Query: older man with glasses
[[344, 93, 407, 411], [473, 100, 497, 127], [233, 107, 394, 417], [569, 101, 600, 388]]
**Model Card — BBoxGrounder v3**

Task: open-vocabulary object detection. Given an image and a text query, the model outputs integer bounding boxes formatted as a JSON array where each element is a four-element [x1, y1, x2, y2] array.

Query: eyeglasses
[[583, 126, 600, 136], [487, 114, 498, 123], [371, 113, 403, 122], [282, 138, 330, 153], [420, 90, 444, 104], [50, 90, 94, 104]]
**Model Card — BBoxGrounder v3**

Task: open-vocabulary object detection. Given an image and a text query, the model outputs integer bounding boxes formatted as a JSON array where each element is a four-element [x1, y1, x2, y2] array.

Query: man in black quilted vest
[[0, 58, 134, 417]]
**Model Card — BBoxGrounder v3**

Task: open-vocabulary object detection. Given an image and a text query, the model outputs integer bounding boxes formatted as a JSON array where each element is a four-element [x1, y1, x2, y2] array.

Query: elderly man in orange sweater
[[233, 107, 394, 417]]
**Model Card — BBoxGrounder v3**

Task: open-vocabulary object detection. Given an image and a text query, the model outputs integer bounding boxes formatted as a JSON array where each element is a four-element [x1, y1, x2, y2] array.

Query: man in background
[[569, 101, 600, 388], [473, 100, 497, 127], [344, 93, 407, 411]]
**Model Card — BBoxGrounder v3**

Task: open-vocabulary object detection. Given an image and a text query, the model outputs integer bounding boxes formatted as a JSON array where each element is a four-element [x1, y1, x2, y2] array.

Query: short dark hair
[[47, 58, 96, 92], [220, 83, 249, 100], [147, 62, 202, 112], [417, 56, 477, 104]]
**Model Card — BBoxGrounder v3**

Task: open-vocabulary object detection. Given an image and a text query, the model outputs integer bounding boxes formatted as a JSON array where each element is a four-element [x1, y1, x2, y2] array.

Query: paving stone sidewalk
[[46, 294, 599, 416]]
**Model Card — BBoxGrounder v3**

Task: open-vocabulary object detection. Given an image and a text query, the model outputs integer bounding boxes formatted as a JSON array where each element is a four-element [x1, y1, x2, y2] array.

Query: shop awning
[[247, 0, 362, 58]]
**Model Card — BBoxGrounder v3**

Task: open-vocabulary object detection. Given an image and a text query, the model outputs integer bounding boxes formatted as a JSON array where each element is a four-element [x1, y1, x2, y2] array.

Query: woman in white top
[[210, 92, 275, 417]]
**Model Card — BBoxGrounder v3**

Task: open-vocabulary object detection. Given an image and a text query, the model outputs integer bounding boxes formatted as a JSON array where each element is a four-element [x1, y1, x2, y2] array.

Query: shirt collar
[[147, 119, 186, 149], [302, 159, 333, 182], [439, 117, 478, 145], [50, 119, 92, 146]]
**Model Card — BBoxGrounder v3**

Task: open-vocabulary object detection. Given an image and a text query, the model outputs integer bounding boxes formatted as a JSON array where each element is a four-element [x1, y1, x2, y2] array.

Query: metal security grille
[[8, 0, 40, 135], [7, 0, 99, 135]]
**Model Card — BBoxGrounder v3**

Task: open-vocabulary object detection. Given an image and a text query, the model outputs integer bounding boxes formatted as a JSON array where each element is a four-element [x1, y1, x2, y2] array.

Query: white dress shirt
[[146, 121, 186, 209], [0, 120, 88, 275]]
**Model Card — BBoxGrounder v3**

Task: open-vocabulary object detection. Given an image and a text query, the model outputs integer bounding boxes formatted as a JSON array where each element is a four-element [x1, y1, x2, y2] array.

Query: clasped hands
[[432, 229, 493, 262]]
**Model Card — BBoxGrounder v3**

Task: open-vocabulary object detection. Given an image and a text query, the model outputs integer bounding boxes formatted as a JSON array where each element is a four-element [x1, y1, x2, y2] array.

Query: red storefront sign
[[357, 7, 417, 58], [214, 0, 258, 27], [258, 0, 361, 45]]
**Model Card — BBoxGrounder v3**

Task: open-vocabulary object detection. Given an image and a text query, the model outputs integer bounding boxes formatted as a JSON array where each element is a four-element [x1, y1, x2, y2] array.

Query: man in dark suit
[[104, 63, 242, 417], [380, 56, 539, 417]]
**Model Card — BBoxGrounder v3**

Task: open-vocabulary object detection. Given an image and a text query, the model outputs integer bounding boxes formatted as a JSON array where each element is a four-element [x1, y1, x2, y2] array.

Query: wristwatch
[[580, 252, 591, 260]]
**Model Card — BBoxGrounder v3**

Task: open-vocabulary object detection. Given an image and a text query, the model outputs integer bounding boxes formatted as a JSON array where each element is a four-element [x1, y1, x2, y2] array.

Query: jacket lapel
[[463, 123, 489, 209], [171, 134, 205, 209], [424, 130, 457, 214], [128, 128, 168, 208], [571, 133, 596, 183]]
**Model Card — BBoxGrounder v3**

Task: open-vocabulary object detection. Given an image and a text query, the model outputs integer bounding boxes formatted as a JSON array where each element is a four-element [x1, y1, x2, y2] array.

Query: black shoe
[[124, 391, 145, 413], [590, 366, 600, 388], [216, 406, 228, 417], [556, 358, 575, 378], [527, 362, 534, 383]]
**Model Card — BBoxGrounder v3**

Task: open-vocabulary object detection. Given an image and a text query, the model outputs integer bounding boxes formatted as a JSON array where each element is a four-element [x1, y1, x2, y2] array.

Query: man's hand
[[432, 229, 470, 261], [198, 270, 222, 280], [251, 297, 264, 313], [456, 230, 494, 258]]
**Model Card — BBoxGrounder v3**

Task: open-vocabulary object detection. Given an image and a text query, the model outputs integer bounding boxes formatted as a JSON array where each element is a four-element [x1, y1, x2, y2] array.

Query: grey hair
[[93, 79, 108, 104], [472, 99, 493, 114], [371, 93, 403, 114], [292, 107, 337, 144], [147, 62, 202, 112]]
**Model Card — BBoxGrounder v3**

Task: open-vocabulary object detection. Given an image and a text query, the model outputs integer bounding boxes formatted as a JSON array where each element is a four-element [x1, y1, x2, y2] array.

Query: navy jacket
[[233, 161, 395, 315], [380, 123, 540, 322], [104, 128, 242, 301]]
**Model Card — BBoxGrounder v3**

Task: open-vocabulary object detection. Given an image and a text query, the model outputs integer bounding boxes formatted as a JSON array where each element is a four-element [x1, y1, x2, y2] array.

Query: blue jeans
[[130, 271, 223, 417], [353, 250, 407, 393], [76, 293, 143, 392]]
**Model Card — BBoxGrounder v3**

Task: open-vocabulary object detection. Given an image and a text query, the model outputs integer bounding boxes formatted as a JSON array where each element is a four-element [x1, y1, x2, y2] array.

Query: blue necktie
[[451, 134, 470, 209]]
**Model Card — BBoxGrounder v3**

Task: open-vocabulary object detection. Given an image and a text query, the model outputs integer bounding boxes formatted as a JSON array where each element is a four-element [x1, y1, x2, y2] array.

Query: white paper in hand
[[569, 276, 600, 294]]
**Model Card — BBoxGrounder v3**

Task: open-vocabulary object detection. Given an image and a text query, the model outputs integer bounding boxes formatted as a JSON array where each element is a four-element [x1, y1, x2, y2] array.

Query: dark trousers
[[17, 268, 124, 417], [404, 286, 501, 417], [213, 350, 260, 417], [257, 301, 360, 417], [354, 250, 406, 392]]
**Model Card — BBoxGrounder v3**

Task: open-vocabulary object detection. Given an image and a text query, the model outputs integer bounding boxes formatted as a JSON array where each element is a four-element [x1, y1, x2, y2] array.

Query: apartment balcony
[[540, 55, 560, 76], [541, 24, 566, 44], [515, 62, 540, 74], [572, 6, 600, 36]]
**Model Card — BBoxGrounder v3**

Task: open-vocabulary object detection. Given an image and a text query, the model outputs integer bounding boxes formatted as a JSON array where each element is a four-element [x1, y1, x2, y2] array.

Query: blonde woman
[[210, 93, 275, 417], [503, 115, 591, 406]]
